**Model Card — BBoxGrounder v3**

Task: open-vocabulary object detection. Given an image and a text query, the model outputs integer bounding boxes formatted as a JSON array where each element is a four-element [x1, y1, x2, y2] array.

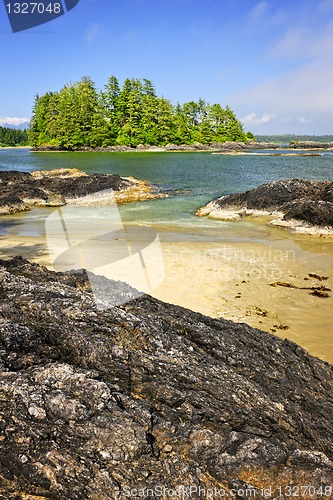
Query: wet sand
[[153, 238, 333, 364], [0, 219, 333, 364]]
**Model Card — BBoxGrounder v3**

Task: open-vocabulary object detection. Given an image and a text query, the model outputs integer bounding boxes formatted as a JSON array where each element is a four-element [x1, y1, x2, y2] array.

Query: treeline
[[0, 126, 28, 147], [29, 76, 253, 149], [256, 134, 333, 144]]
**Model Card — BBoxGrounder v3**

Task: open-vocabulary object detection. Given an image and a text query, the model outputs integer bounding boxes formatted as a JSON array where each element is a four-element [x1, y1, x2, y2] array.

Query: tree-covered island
[[28, 76, 254, 150]]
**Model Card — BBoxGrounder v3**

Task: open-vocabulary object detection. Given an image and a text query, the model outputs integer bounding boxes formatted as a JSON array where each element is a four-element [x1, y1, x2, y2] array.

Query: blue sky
[[1, 0, 333, 134]]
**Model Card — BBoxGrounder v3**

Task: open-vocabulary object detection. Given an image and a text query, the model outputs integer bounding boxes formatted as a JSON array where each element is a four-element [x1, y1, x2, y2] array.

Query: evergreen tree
[[101, 75, 121, 145], [29, 92, 54, 146]]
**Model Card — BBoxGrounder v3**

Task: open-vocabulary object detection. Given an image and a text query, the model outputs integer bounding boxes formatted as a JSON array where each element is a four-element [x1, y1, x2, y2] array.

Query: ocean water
[[1, 147, 333, 231]]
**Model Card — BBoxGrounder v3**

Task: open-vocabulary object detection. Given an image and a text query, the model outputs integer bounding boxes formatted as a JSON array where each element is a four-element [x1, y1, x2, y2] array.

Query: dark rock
[[0, 195, 28, 215], [0, 169, 161, 216], [289, 141, 333, 149], [213, 179, 322, 211], [197, 179, 333, 230], [35, 172, 131, 198], [0, 257, 332, 498], [283, 200, 333, 226]]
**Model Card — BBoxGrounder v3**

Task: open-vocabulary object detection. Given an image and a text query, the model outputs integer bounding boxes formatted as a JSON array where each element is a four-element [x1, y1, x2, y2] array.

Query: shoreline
[[27, 140, 333, 153], [198, 208, 333, 236], [0, 145, 30, 149], [3, 143, 333, 154], [1, 220, 332, 364]]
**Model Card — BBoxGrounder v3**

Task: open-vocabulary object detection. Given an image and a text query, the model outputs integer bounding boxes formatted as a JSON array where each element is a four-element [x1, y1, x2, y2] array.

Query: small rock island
[[0, 169, 163, 216], [197, 178, 333, 233]]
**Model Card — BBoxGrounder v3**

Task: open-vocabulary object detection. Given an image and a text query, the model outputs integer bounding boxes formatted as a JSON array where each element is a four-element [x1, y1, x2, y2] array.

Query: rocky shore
[[197, 178, 333, 234], [0, 257, 332, 498], [0, 169, 163, 216], [32, 141, 281, 153], [289, 141, 333, 149], [31, 140, 333, 153]]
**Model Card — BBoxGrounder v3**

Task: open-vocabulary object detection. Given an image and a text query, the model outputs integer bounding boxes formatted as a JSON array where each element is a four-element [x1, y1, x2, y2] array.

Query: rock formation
[[0, 169, 163, 216], [0, 257, 332, 498], [197, 178, 333, 231], [289, 141, 333, 149]]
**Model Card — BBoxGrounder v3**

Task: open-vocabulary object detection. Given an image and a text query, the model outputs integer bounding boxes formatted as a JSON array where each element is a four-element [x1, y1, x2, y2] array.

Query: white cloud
[[318, 0, 333, 13], [298, 117, 309, 124], [0, 116, 29, 126], [228, 2, 333, 133], [245, 59, 333, 115], [241, 113, 276, 127], [249, 1, 268, 21], [84, 23, 104, 44], [230, 52, 333, 133], [271, 21, 333, 59], [246, 1, 285, 28]]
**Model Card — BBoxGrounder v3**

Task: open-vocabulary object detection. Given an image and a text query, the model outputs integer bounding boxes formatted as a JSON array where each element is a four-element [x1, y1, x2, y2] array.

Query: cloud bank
[[0, 116, 30, 126], [230, 1, 333, 134]]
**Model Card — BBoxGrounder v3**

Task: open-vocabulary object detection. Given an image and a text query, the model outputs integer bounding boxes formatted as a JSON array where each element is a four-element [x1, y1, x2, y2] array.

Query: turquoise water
[[1, 148, 333, 230]]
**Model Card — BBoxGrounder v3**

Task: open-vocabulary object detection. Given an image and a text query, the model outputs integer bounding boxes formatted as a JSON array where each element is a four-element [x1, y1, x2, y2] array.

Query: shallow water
[[1, 147, 333, 230]]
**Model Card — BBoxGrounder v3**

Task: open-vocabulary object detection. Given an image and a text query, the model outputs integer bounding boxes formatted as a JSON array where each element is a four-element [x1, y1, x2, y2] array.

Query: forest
[[0, 126, 28, 147], [28, 76, 253, 149]]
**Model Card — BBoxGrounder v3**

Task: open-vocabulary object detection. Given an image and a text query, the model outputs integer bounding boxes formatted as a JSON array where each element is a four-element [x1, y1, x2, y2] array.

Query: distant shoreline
[[30, 140, 333, 153], [2, 140, 333, 153], [0, 145, 30, 150]]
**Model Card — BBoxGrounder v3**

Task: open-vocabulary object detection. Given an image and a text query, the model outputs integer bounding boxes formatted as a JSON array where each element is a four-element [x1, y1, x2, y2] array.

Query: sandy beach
[[1, 219, 332, 364]]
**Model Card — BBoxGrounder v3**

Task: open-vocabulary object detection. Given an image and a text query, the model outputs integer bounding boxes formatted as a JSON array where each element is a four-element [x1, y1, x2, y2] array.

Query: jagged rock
[[0, 169, 163, 216], [0, 257, 332, 498], [197, 179, 333, 231], [283, 200, 333, 227], [289, 141, 333, 149]]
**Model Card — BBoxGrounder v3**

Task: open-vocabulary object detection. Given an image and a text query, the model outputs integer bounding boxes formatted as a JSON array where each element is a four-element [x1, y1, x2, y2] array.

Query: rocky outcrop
[[197, 179, 333, 232], [289, 141, 333, 149], [0, 257, 332, 498], [0, 169, 163, 215]]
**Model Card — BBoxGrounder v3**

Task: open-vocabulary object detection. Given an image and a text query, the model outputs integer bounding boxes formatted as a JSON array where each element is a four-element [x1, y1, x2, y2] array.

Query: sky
[[1, 0, 333, 135]]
